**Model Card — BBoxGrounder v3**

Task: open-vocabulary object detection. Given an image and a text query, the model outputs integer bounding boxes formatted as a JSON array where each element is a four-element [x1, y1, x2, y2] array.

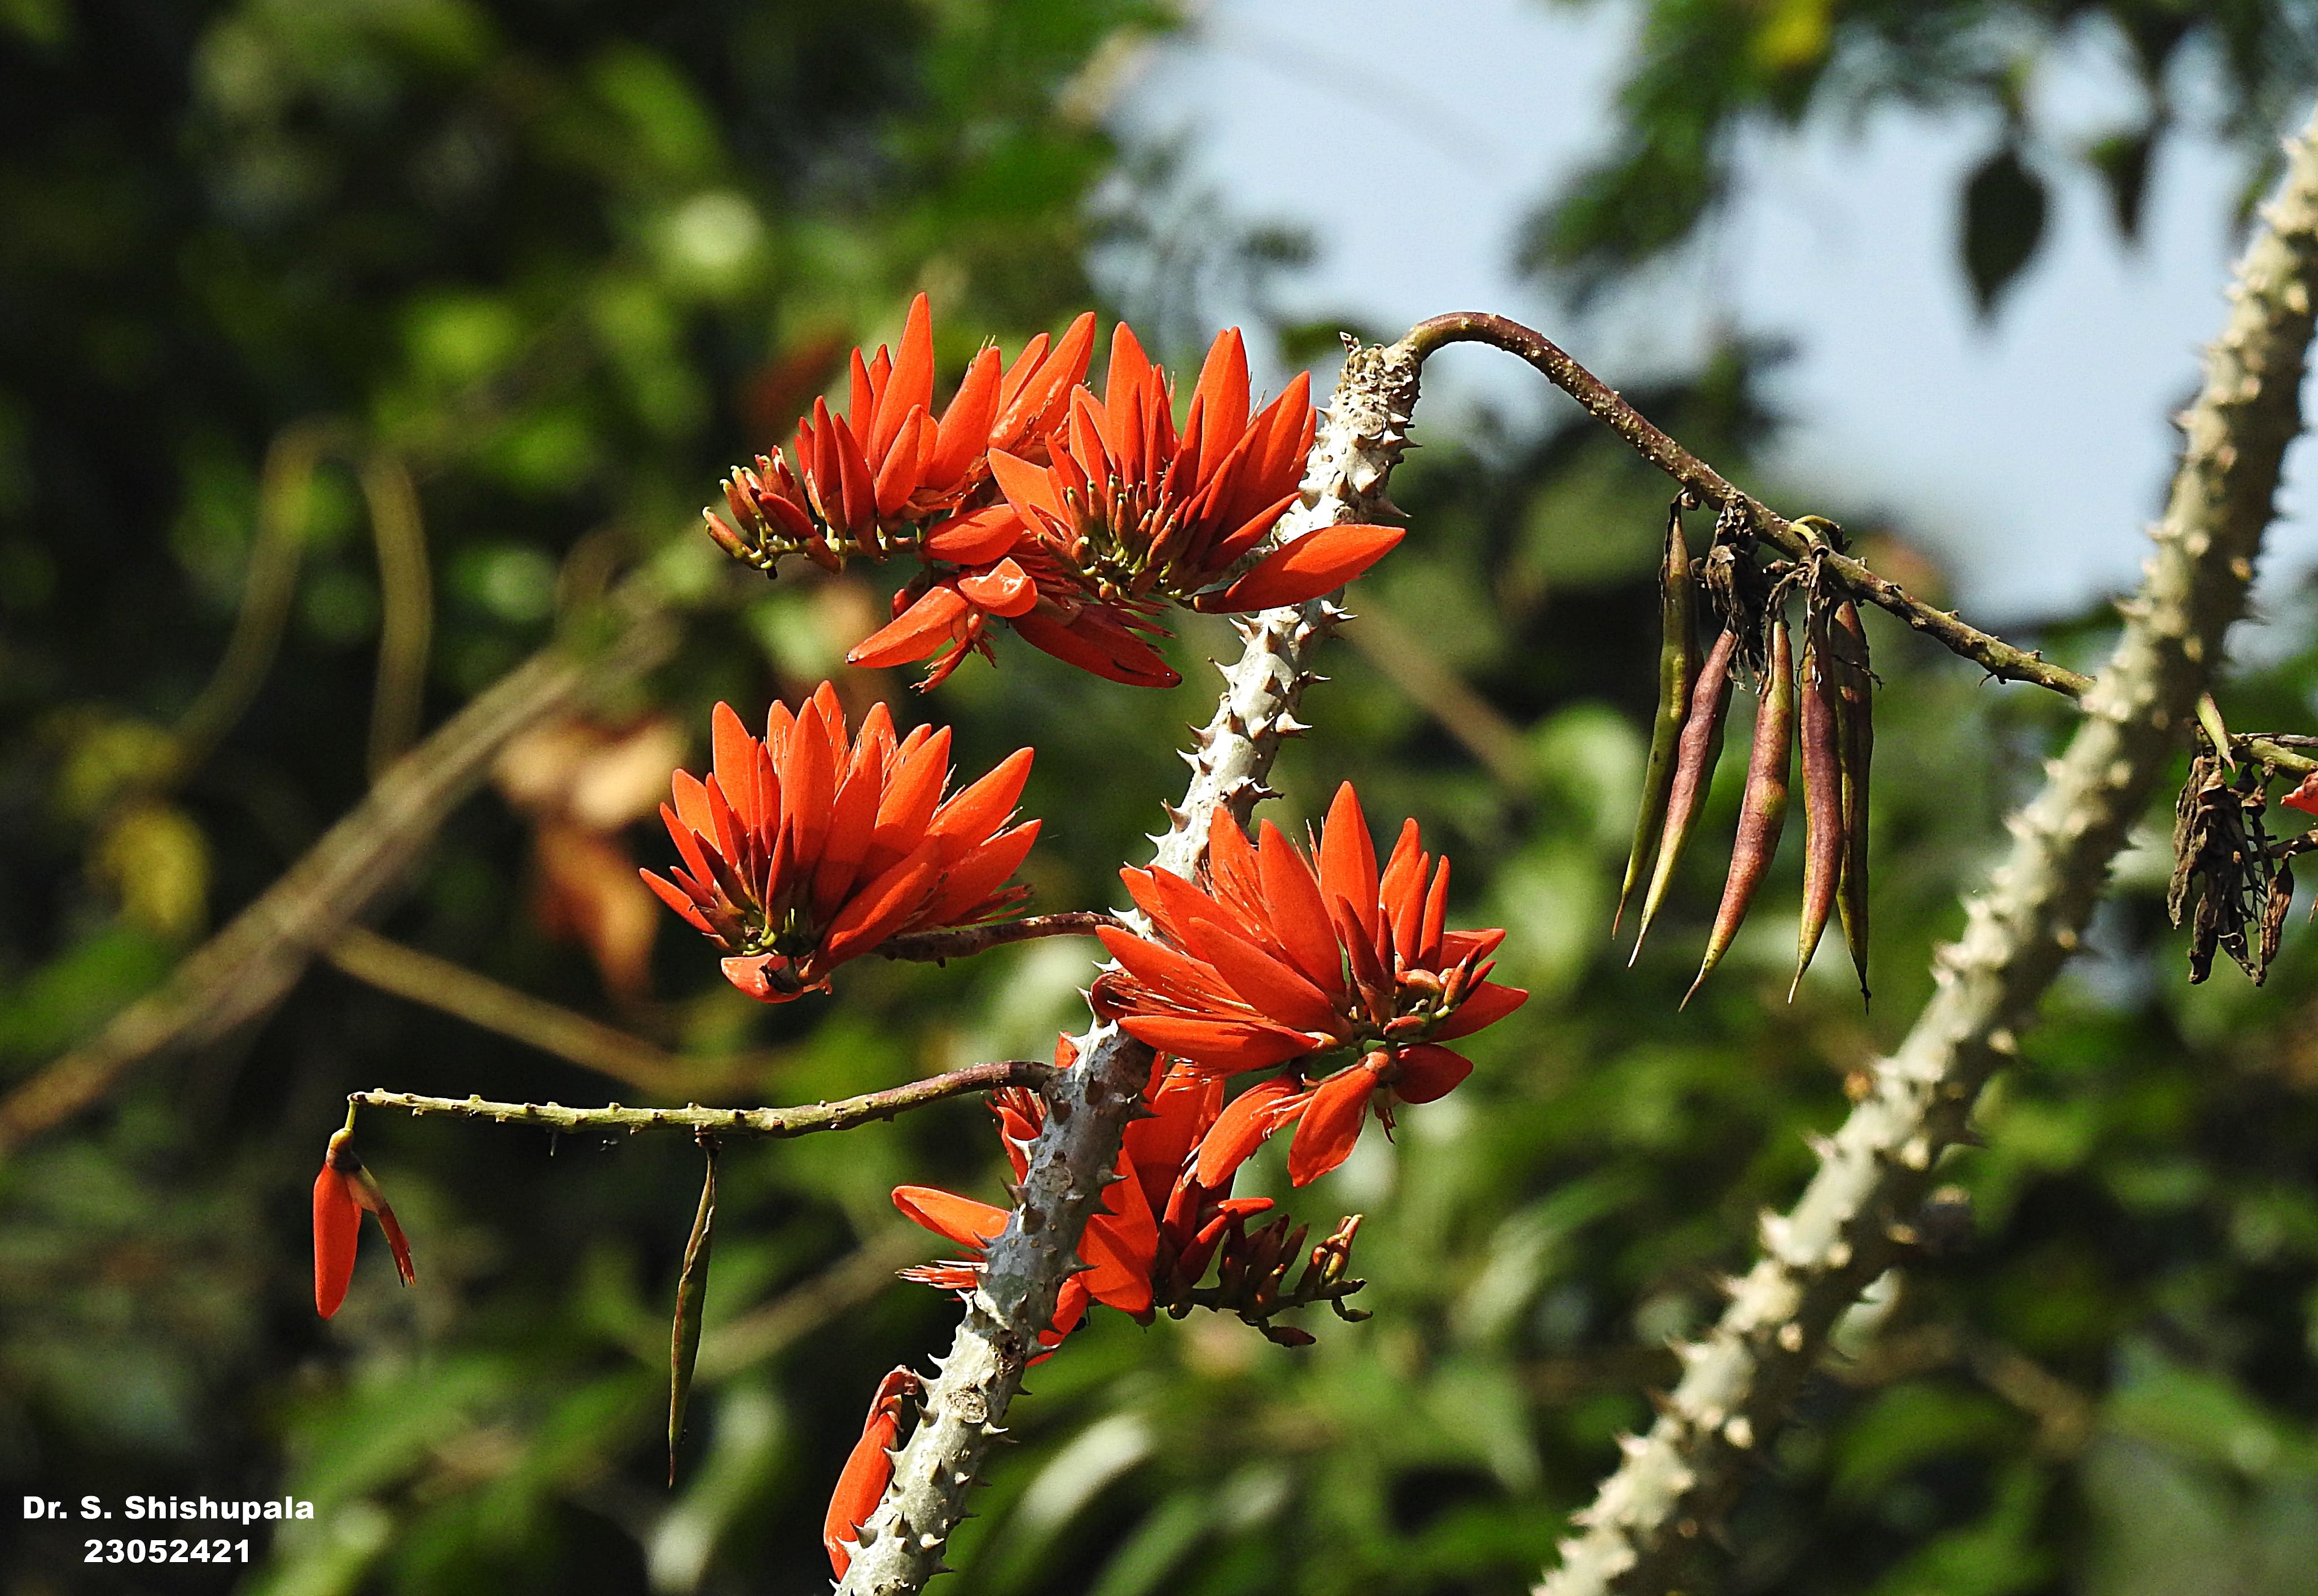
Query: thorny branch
[[1534, 104, 2318, 1596], [346, 1059, 1054, 1139], [832, 335, 1423, 1596]]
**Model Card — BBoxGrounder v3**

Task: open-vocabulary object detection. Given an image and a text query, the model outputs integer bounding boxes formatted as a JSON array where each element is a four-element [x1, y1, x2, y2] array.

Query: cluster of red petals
[[823, 1367, 922, 1579], [312, 1128, 415, 1319], [988, 324, 1402, 614], [1093, 784, 1527, 1186], [641, 682, 1037, 1003], [891, 1041, 1276, 1342], [704, 295, 1406, 691], [708, 295, 1094, 571]]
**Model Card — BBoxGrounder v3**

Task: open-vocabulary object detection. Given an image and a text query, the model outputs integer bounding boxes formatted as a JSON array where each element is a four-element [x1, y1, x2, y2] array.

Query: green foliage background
[[4, 3, 2318, 1594]]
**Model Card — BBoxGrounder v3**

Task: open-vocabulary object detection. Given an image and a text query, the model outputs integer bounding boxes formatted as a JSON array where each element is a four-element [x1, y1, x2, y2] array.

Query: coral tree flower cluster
[[704, 295, 1403, 689], [1095, 783, 1528, 1186], [641, 682, 1037, 1003], [842, 1039, 1370, 1575]]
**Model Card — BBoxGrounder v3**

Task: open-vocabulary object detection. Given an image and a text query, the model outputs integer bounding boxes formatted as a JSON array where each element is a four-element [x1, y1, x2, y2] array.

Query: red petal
[[1430, 981, 1529, 1041], [1391, 1042, 1471, 1104], [641, 869, 715, 936], [849, 585, 971, 669], [1317, 783, 1381, 946], [918, 821, 1038, 927], [988, 448, 1066, 528], [2286, 773, 2318, 815], [1097, 925, 1247, 1015], [1218, 524, 1405, 611], [923, 503, 1022, 563], [1256, 821, 1347, 1001], [956, 557, 1039, 618], [1104, 321, 1154, 436], [831, 413, 878, 535], [823, 1369, 918, 1579], [1193, 1073, 1305, 1187], [818, 852, 939, 964], [312, 1165, 360, 1318], [927, 747, 1033, 848], [1186, 327, 1250, 484], [892, 1185, 1009, 1251], [875, 293, 935, 457], [1180, 915, 1342, 1035], [927, 346, 1001, 489], [1287, 1059, 1381, 1186], [874, 408, 929, 520], [1009, 609, 1181, 689], [1117, 1014, 1320, 1075]]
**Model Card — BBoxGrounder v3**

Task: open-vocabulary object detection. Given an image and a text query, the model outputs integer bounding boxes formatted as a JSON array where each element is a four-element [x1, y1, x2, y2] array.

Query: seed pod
[[1686, 613, 1794, 1006], [1791, 604, 1846, 999], [1830, 599, 1874, 1005], [1616, 507, 1698, 936], [669, 1140, 718, 1485], [1632, 624, 1738, 963]]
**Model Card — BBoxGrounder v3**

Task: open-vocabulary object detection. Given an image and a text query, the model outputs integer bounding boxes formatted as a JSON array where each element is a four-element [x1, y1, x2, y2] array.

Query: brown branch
[[1403, 312, 2095, 699], [324, 927, 774, 1098], [346, 1058, 1052, 1138], [877, 911, 1121, 963], [0, 587, 680, 1159]]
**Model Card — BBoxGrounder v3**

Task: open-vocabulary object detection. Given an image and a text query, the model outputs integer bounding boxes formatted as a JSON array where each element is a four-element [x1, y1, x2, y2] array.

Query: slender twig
[[1404, 312, 2096, 700], [0, 585, 680, 1159], [1537, 102, 2318, 1596], [877, 911, 1121, 964], [835, 335, 1425, 1596], [168, 422, 344, 783], [358, 453, 434, 778], [324, 926, 774, 1097], [347, 1059, 1051, 1139], [1344, 600, 1535, 790]]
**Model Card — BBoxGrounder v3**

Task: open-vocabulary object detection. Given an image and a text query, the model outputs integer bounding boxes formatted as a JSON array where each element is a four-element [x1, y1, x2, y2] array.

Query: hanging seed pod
[[1791, 602, 1846, 999], [1829, 599, 1874, 1005], [1615, 504, 1698, 937], [1686, 613, 1794, 1006], [1632, 624, 1738, 964], [668, 1138, 719, 1485]]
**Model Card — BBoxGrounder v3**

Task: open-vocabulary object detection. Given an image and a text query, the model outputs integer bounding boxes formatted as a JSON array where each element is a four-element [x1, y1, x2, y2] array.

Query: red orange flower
[[823, 1367, 922, 1579], [641, 683, 1037, 1002], [2285, 771, 2318, 816], [312, 1126, 415, 1318], [989, 325, 1403, 613], [706, 295, 1096, 572], [1093, 784, 1527, 1185]]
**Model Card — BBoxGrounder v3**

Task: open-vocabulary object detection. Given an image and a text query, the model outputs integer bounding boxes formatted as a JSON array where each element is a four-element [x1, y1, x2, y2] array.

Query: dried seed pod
[[1632, 624, 1739, 963], [1616, 506, 1698, 936], [1829, 599, 1874, 1005], [1790, 603, 1846, 1000], [2261, 861, 2295, 974], [1686, 613, 1794, 1006], [668, 1139, 718, 1485]]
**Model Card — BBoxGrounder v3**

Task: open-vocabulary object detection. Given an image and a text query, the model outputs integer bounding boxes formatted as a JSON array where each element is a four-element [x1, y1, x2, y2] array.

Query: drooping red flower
[[312, 1126, 415, 1318], [823, 1367, 922, 1579], [706, 295, 1097, 572], [1093, 784, 1527, 1185], [641, 683, 1037, 1002], [848, 543, 1180, 691], [2284, 770, 2318, 817], [988, 324, 1404, 614]]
